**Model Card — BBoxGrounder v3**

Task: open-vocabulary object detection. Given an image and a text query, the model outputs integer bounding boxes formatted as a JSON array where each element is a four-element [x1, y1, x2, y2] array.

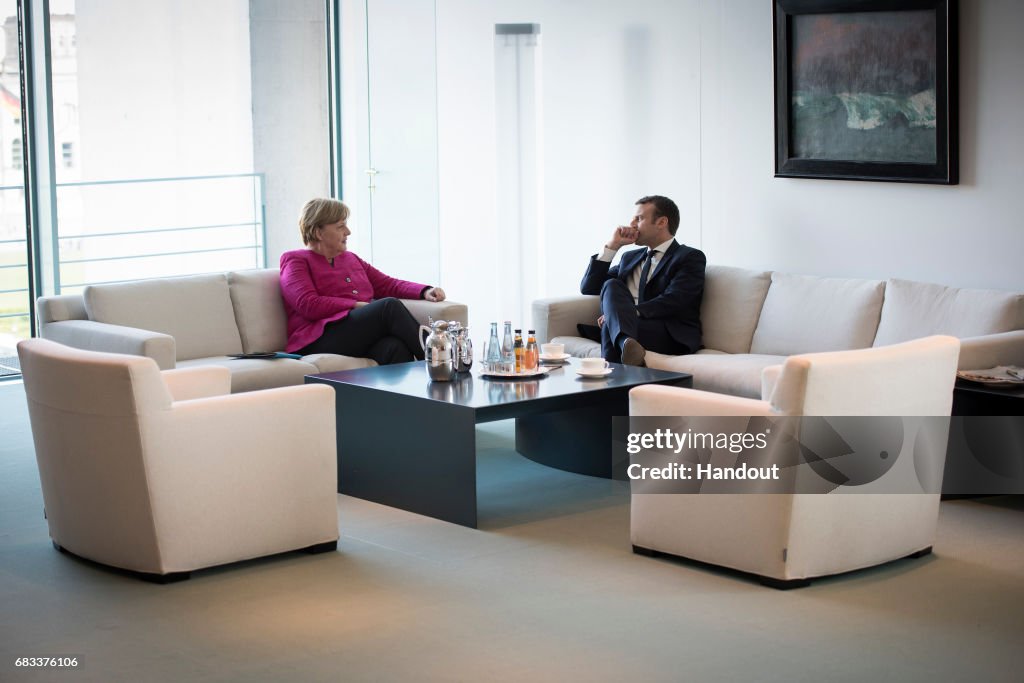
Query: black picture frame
[[774, 0, 958, 184]]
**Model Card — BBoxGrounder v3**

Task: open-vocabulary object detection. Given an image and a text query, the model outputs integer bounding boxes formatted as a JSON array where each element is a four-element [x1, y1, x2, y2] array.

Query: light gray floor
[[1, 381, 1022, 682]]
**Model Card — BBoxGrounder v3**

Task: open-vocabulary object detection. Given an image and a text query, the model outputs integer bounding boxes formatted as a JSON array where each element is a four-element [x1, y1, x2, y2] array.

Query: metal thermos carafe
[[448, 321, 473, 373], [420, 320, 457, 381]]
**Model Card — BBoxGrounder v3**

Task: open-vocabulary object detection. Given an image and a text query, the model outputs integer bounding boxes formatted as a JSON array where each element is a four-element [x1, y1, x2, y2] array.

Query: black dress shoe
[[621, 338, 647, 367]]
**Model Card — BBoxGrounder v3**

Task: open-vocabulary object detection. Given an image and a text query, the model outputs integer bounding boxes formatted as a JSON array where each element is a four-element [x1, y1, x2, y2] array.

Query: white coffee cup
[[580, 357, 610, 373], [541, 342, 564, 357]]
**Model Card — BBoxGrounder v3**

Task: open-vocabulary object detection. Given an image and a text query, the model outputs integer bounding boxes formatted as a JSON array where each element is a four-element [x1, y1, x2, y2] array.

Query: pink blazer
[[279, 249, 428, 352]]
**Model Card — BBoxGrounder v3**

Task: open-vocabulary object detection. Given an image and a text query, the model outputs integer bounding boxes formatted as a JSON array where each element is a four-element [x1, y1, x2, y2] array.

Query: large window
[[0, 0, 332, 377], [0, 0, 29, 377], [48, 0, 265, 295]]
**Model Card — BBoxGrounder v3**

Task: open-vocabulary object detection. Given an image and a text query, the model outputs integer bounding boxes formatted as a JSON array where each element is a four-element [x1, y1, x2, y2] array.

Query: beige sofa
[[533, 266, 1024, 398], [37, 269, 468, 393]]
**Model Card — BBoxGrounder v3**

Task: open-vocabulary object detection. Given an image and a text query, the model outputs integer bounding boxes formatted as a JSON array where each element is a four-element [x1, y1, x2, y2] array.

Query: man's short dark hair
[[635, 195, 680, 235]]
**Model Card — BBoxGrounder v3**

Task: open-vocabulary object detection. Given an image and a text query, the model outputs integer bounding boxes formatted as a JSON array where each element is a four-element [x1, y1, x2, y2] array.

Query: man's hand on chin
[[606, 226, 639, 250]]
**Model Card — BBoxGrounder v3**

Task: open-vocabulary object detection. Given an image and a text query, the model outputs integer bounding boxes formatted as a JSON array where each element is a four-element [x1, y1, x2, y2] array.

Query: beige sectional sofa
[[533, 266, 1024, 398], [37, 269, 468, 393]]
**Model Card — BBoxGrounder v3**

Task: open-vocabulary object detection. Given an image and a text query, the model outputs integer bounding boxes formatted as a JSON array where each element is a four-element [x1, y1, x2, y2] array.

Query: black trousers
[[599, 279, 691, 362], [298, 298, 424, 365]]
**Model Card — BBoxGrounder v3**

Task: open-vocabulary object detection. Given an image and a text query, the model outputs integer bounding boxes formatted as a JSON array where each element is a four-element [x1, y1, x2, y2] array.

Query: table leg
[[515, 395, 625, 478], [325, 383, 479, 527], [514, 376, 692, 479]]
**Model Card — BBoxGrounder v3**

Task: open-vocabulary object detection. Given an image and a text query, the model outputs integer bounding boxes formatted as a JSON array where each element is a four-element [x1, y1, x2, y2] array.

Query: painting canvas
[[774, 1, 958, 184], [791, 11, 936, 162]]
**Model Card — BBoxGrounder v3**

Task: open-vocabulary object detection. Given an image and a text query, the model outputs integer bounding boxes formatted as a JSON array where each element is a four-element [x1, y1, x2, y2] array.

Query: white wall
[[699, 0, 1024, 292], [341, 0, 1023, 340]]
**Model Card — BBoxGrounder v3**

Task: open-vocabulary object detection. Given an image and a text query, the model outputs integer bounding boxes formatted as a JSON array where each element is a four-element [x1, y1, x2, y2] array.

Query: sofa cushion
[[873, 278, 1024, 347], [701, 265, 772, 354], [84, 274, 243, 361], [303, 354, 377, 373], [176, 356, 319, 393], [750, 273, 884, 355], [551, 336, 602, 358], [645, 350, 786, 399], [228, 269, 289, 353]]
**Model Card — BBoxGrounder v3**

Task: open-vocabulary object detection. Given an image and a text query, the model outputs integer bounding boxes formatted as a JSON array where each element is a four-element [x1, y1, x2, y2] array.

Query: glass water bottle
[[486, 322, 501, 372], [501, 321, 515, 373]]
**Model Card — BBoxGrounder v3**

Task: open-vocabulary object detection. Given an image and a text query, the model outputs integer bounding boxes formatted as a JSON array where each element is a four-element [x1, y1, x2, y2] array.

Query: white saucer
[[576, 368, 613, 378], [539, 353, 571, 361]]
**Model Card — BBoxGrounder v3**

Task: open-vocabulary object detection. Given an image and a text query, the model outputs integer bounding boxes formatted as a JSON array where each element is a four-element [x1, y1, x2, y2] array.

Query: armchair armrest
[[143, 383, 339, 571], [958, 330, 1024, 370], [400, 299, 469, 326], [532, 295, 602, 343], [630, 384, 777, 417], [161, 366, 231, 401], [41, 320, 176, 370]]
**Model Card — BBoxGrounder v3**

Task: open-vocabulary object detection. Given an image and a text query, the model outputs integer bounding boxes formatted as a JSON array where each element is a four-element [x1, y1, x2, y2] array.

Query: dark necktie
[[637, 249, 655, 303]]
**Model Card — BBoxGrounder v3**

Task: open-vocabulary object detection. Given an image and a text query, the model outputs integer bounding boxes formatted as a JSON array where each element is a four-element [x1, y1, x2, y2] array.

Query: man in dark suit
[[580, 195, 705, 366]]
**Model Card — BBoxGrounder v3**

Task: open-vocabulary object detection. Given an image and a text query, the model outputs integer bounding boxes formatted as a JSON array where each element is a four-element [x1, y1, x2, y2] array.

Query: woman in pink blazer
[[279, 198, 446, 364]]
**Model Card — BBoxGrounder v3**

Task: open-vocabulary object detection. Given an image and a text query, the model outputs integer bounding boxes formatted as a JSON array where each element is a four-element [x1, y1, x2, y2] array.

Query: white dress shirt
[[597, 238, 675, 303]]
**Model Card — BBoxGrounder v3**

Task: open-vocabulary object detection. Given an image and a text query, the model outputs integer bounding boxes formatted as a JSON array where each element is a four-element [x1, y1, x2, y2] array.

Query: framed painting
[[774, 0, 958, 184]]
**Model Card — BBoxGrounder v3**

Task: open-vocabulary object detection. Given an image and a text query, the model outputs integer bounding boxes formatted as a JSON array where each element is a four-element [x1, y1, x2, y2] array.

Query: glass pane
[[0, 0, 28, 376], [56, 175, 265, 291], [48, 0, 265, 293], [347, 2, 701, 338], [52, 0, 254, 184], [357, 0, 441, 286]]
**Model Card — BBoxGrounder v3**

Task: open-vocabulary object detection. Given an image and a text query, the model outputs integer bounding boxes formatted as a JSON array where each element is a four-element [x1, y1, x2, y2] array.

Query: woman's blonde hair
[[298, 198, 350, 245]]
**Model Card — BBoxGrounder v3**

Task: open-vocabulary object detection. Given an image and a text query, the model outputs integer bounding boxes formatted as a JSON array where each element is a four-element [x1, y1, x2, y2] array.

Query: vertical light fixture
[[494, 23, 541, 329]]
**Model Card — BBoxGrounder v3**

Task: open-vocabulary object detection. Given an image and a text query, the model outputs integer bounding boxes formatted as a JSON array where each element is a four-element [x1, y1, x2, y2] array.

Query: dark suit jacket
[[580, 240, 706, 353]]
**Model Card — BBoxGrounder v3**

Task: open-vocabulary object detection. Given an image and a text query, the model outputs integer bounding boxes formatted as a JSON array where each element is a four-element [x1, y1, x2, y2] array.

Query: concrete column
[[249, 0, 330, 264]]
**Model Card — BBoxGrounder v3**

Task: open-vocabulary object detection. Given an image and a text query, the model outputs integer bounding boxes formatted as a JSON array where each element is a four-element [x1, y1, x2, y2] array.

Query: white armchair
[[17, 338, 339, 582], [628, 335, 961, 588]]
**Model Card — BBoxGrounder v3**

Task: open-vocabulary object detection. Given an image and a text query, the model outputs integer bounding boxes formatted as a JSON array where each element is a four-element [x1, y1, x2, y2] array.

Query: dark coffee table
[[944, 379, 1024, 497], [306, 358, 691, 527], [952, 378, 1024, 416]]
